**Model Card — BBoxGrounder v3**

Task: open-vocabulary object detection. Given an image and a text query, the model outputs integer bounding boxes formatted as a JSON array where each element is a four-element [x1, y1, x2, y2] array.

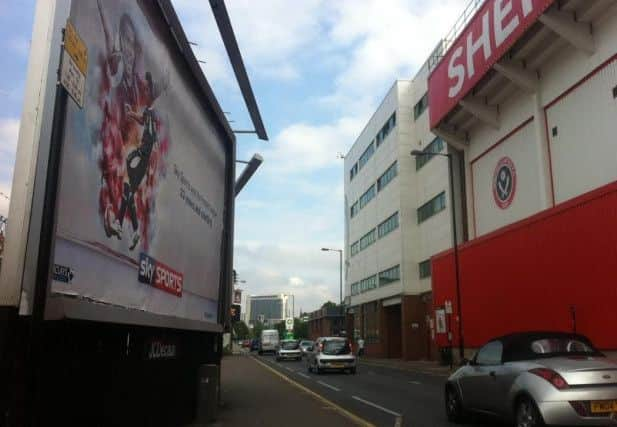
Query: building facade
[[307, 306, 345, 341], [245, 294, 293, 328], [427, 0, 617, 353], [344, 76, 460, 360]]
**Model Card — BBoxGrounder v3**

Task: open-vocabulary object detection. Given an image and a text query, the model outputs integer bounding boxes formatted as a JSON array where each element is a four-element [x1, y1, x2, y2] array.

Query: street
[[218, 353, 507, 427]]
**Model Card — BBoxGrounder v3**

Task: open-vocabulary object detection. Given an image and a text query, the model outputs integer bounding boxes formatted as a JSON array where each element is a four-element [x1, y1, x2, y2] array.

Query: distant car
[[307, 337, 356, 375], [299, 340, 314, 357], [445, 331, 617, 427], [242, 339, 251, 348], [276, 340, 302, 361], [250, 339, 260, 352], [259, 329, 279, 355]]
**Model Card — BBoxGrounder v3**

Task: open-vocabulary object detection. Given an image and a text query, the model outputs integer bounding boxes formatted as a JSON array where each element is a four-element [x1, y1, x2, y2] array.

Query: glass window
[[413, 92, 429, 120], [377, 212, 399, 238], [476, 341, 503, 365], [359, 185, 376, 209], [417, 191, 446, 224], [363, 302, 380, 343], [379, 265, 400, 286], [350, 163, 358, 181], [350, 201, 359, 218], [530, 338, 595, 355], [359, 229, 376, 251], [358, 142, 375, 170], [377, 161, 398, 191], [416, 136, 444, 170], [376, 112, 396, 147], [350, 241, 359, 256], [419, 259, 431, 279]]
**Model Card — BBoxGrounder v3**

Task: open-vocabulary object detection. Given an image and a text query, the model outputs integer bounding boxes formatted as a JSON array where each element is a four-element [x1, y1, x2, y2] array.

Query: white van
[[259, 329, 280, 355]]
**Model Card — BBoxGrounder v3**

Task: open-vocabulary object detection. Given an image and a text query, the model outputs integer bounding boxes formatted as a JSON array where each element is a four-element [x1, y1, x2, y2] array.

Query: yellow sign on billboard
[[64, 21, 88, 75]]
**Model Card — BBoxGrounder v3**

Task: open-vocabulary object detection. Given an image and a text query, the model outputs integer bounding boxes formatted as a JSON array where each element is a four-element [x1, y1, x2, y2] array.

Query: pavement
[[219, 351, 509, 427], [212, 354, 360, 427]]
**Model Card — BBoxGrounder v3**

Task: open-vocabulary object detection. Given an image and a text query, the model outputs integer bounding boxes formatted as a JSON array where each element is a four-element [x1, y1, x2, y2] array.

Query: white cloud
[[0, 117, 19, 184], [235, 241, 342, 313], [261, 115, 366, 175]]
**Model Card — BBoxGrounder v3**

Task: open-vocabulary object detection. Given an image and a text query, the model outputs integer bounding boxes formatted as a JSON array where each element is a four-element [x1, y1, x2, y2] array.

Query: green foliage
[[321, 301, 337, 309], [233, 321, 250, 340], [251, 320, 264, 339], [293, 318, 309, 339], [274, 320, 286, 339]]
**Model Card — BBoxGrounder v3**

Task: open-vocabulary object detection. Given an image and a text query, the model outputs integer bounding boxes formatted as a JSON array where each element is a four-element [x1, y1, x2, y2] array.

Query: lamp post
[[321, 248, 343, 307], [410, 149, 464, 360]]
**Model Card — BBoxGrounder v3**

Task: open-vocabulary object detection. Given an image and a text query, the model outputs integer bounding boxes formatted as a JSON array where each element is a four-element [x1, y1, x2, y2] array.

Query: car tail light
[[569, 401, 588, 416], [530, 368, 569, 390]]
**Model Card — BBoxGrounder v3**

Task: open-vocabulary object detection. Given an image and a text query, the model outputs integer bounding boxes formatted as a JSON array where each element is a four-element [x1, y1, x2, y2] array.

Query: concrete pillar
[[533, 93, 554, 208]]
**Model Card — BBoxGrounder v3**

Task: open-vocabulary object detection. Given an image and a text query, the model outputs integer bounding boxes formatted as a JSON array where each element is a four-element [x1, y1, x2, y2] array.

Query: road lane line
[[251, 356, 374, 427], [297, 372, 311, 379], [285, 367, 294, 372], [317, 381, 341, 392], [409, 381, 422, 385], [351, 396, 401, 417]]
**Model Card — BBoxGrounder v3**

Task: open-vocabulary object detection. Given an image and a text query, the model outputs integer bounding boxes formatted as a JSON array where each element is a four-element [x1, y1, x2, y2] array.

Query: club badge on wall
[[493, 157, 516, 209]]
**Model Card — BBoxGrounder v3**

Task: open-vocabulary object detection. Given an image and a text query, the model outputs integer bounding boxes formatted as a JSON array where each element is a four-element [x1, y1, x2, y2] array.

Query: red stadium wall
[[431, 180, 617, 350]]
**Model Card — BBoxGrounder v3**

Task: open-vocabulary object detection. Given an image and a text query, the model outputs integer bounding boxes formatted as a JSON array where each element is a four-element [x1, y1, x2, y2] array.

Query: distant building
[[307, 305, 344, 340], [246, 294, 293, 327]]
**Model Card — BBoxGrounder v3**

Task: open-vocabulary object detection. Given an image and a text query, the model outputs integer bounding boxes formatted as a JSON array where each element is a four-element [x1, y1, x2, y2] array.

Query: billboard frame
[[1, 0, 236, 333]]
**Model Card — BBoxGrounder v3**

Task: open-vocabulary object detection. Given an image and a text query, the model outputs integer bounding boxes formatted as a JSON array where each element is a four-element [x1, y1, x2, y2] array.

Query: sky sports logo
[[138, 253, 183, 297]]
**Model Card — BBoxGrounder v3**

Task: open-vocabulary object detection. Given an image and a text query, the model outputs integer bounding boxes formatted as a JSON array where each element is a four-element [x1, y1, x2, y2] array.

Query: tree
[[274, 320, 286, 339], [321, 301, 337, 309], [251, 320, 264, 339], [233, 321, 250, 340], [293, 318, 309, 339]]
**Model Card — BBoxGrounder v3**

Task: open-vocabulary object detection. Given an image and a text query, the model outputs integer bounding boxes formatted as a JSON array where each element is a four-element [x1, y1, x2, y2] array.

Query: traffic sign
[[285, 317, 294, 331]]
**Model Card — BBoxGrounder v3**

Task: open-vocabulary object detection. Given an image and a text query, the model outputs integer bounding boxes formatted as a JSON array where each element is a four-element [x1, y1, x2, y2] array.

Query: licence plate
[[590, 400, 617, 413], [330, 363, 344, 368]]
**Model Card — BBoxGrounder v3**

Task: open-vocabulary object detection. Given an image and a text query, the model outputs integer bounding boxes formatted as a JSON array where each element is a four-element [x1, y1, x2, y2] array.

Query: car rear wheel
[[445, 385, 466, 423], [515, 396, 544, 427]]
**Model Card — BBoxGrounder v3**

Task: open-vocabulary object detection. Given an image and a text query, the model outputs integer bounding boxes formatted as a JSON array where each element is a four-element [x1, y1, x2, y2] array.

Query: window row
[[377, 212, 399, 238], [379, 265, 400, 286], [376, 112, 396, 147], [413, 92, 428, 120], [350, 161, 398, 219], [415, 136, 444, 170], [359, 229, 376, 251], [359, 184, 376, 209], [419, 259, 431, 279], [350, 264, 401, 296], [350, 201, 359, 218], [377, 161, 397, 191], [417, 191, 446, 224], [349, 111, 396, 182], [350, 211, 398, 257]]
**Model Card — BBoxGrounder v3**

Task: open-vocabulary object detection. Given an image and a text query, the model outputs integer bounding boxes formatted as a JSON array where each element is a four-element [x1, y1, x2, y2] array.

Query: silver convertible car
[[445, 332, 617, 427]]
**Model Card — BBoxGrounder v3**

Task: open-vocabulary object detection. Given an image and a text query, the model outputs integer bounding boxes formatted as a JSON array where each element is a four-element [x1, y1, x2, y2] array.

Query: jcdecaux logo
[[138, 253, 183, 297]]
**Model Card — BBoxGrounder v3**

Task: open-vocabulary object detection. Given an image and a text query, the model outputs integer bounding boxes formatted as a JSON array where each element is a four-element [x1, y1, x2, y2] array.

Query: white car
[[259, 329, 279, 355], [276, 340, 302, 361], [307, 337, 356, 374]]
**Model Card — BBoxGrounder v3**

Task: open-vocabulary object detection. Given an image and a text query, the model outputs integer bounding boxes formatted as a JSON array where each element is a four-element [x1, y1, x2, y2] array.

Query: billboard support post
[[25, 66, 68, 425]]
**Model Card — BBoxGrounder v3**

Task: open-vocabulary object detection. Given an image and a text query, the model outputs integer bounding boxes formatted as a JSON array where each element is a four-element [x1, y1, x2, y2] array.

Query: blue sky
[[0, 0, 466, 313]]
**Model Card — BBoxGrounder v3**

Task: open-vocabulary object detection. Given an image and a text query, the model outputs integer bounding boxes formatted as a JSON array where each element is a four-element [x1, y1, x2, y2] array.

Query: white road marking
[[285, 366, 294, 372], [352, 395, 401, 417], [317, 381, 341, 392], [409, 380, 421, 385], [297, 372, 311, 379]]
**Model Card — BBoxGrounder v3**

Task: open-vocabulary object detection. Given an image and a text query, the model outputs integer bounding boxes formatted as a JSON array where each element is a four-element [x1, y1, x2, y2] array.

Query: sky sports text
[[138, 253, 183, 297]]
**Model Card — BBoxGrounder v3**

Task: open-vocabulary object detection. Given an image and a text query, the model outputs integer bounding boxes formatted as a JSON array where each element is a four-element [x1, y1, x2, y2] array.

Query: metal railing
[[428, 0, 485, 72]]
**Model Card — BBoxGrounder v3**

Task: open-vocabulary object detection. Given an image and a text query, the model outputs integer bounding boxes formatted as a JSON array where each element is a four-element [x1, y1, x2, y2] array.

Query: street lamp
[[321, 247, 343, 307], [410, 149, 464, 360]]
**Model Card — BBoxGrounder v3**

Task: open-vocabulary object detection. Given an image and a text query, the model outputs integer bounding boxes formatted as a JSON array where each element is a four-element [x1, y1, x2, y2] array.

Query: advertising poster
[[51, 0, 228, 324]]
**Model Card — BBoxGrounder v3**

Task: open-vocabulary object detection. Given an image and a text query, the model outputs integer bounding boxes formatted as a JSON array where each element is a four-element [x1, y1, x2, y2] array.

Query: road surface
[[248, 352, 508, 427]]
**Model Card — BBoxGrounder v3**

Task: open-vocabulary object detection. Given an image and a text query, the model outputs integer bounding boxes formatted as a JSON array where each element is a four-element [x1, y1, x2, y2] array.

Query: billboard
[[48, 0, 230, 325], [428, 0, 555, 128]]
